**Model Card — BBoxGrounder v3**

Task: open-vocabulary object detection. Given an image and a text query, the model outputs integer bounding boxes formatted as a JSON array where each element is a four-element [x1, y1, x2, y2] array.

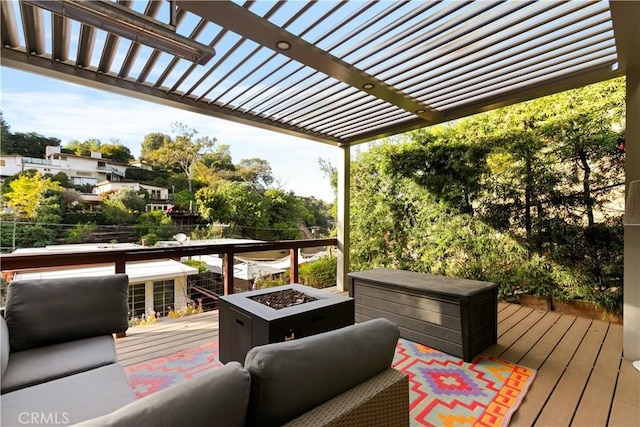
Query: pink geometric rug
[[124, 342, 222, 398], [124, 338, 536, 426], [393, 338, 536, 427]]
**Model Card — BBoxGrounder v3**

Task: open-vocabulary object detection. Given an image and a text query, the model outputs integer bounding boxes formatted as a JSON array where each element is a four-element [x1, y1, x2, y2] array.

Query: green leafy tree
[[196, 181, 267, 239], [19, 225, 57, 248], [0, 111, 12, 149], [193, 145, 237, 187], [263, 188, 307, 240], [101, 187, 146, 224], [173, 189, 196, 211], [3, 171, 63, 220], [140, 132, 171, 161], [387, 136, 490, 214], [125, 166, 157, 182], [99, 143, 134, 164], [148, 123, 216, 193], [1, 125, 61, 157], [64, 139, 102, 156], [235, 158, 274, 188], [133, 210, 176, 243], [48, 172, 72, 188], [300, 196, 333, 237], [66, 223, 96, 243], [345, 78, 625, 314]]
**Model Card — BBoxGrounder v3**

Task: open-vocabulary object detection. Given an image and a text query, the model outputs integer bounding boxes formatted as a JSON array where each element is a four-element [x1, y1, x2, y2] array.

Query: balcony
[[1, 239, 638, 425], [0, 238, 337, 294]]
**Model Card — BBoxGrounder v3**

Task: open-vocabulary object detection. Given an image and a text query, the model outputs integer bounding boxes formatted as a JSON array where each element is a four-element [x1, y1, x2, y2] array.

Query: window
[[153, 280, 174, 316], [72, 176, 99, 186], [128, 283, 146, 319]]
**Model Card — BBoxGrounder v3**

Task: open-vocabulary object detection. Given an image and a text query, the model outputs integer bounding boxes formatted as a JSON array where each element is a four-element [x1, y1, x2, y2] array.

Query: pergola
[[1, 0, 639, 360]]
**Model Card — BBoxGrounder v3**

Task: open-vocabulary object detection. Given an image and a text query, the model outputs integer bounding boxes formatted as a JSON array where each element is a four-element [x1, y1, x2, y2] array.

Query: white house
[[11, 243, 199, 319], [129, 160, 153, 171], [93, 180, 172, 212], [0, 146, 128, 186]]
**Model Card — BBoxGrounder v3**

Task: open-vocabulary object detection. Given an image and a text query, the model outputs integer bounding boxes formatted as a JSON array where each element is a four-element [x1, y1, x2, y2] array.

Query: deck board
[[510, 315, 588, 426], [535, 320, 608, 426], [498, 304, 531, 336], [114, 299, 638, 426], [609, 359, 640, 426], [115, 311, 219, 367], [485, 308, 546, 359], [496, 310, 560, 364], [572, 323, 623, 427]]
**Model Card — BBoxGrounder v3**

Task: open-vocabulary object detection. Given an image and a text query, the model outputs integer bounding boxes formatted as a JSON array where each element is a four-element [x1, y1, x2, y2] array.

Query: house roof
[[2, 1, 638, 146], [14, 258, 199, 283]]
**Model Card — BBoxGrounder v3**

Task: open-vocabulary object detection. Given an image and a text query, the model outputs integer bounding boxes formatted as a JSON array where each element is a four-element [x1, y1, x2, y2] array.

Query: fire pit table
[[219, 284, 354, 363]]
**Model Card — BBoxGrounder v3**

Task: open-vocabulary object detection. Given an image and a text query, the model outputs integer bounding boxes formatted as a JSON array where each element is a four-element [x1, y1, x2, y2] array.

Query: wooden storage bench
[[348, 268, 497, 362]]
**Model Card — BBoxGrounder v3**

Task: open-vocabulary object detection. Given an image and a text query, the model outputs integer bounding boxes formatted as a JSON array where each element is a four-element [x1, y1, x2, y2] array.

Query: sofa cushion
[[244, 318, 400, 427], [1, 363, 136, 427], [1, 335, 117, 394], [5, 274, 129, 352], [1, 316, 9, 379], [76, 362, 251, 427]]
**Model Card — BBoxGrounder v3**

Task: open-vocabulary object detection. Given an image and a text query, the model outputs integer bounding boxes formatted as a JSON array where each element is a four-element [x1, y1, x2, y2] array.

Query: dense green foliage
[[133, 210, 177, 245], [348, 78, 625, 313], [298, 256, 337, 289], [254, 256, 337, 290], [63, 139, 134, 164]]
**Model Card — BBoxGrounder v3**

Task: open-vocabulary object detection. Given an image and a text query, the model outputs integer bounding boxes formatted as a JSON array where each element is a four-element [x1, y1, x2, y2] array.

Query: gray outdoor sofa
[[1, 274, 408, 427]]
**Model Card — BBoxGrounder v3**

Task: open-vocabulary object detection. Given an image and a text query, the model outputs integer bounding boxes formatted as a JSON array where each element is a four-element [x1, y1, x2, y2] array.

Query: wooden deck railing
[[0, 238, 338, 295]]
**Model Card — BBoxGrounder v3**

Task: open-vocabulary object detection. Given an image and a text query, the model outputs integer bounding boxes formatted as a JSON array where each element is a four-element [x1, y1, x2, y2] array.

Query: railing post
[[114, 256, 127, 338], [290, 248, 299, 284], [115, 256, 126, 274], [223, 252, 235, 295]]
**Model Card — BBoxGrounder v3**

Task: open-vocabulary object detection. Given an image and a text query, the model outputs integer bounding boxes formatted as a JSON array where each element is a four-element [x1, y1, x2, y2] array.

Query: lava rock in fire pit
[[250, 289, 318, 310]]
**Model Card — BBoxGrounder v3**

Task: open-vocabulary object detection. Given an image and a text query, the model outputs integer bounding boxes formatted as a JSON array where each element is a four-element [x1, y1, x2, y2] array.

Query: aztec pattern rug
[[124, 342, 222, 398], [124, 338, 536, 426], [393, 338, 535, 426]]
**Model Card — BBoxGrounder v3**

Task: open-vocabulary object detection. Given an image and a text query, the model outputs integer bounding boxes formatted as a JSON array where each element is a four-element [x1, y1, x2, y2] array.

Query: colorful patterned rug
[[393, 338, 535, 426], [124, 338, 535, 426], [124, 342, 222, 398]]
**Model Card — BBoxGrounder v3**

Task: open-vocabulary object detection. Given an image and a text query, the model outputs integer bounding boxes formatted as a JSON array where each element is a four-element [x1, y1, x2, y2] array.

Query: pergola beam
[[176, 0, 441, 124]]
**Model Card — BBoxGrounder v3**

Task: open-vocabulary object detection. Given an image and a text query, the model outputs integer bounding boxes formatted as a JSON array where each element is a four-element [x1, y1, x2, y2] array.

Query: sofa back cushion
[[76, 362, 251, 427], [5, 275, 129, 352], [244, 318, 400, 427], [1, 316, 9, 379]]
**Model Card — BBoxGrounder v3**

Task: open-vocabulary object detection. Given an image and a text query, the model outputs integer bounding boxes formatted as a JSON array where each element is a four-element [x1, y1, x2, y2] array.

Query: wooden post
[[223, 252, 235, 295], [290, 248, 299, 284], [115, 257, 126, 274]]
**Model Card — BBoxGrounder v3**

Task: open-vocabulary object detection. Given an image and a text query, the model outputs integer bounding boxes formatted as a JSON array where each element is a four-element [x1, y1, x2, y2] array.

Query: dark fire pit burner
[[219, 284, 354, 363], [250, 289, 317, 309]]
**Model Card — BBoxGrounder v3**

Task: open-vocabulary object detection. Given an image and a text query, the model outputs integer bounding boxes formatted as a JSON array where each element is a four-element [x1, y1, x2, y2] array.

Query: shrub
[[299, 256, 337, 289], [183, 259, 208, 273], [256, 274, 288, 289], [66, 222, 95, 243], [167, 299, 203, 318]]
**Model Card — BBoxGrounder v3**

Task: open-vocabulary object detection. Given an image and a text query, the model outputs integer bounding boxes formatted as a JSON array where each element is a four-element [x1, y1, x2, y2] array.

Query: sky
[[0, 66, 340, 202]]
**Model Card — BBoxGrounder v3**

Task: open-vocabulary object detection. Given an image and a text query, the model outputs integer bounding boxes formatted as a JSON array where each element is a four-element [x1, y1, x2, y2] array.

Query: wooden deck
[[115, 301, 639, 427]]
